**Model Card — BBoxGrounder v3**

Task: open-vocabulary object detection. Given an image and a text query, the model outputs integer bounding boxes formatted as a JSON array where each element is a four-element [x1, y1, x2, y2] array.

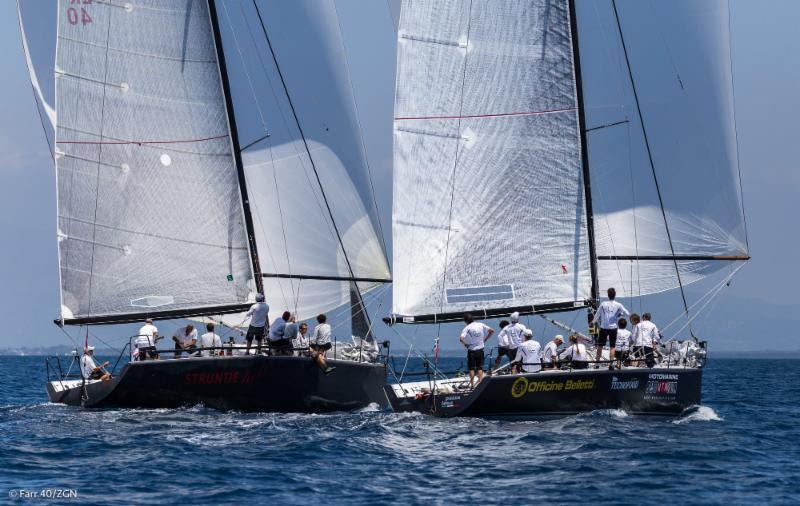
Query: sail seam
[[395, 107, 576, 121]]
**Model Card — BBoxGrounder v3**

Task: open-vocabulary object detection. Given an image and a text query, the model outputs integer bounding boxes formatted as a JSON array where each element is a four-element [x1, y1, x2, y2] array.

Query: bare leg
[[468, 370, 475, 388], [477, 369, 485, 384]]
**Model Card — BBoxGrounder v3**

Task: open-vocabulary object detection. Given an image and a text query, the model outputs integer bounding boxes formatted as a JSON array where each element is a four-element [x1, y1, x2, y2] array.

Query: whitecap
[[672, 406, 722, 424]]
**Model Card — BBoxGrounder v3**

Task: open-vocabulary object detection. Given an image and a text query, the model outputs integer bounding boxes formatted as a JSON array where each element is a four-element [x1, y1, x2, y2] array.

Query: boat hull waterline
[[385, 367, 702, 418], [47, 355, 388, 412]]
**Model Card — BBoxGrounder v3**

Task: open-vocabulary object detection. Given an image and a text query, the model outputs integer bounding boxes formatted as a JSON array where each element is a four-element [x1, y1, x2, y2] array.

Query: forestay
[[577, 0, 749, 296], [216, 0, 391, 323], [53, 0, 254, 324], [392, 0, 591, 320]]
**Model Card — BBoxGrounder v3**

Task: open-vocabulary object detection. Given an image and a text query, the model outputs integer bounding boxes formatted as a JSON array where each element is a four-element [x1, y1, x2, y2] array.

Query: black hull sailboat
[[47, 355, 387, 412], [385, 366, 701, 418]]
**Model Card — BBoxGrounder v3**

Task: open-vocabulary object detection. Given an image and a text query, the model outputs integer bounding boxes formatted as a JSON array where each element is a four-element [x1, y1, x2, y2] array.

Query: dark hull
[[385, 367, 702, 418], [47, 355, 388, 412]]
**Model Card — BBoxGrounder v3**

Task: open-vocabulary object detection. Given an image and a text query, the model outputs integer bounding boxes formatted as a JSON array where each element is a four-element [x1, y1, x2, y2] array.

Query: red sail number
[[66, 7, 93, 26]]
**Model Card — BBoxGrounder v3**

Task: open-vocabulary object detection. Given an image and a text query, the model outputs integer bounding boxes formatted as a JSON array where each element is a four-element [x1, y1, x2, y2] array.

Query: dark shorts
[[597, 328, 618, 347], [89, 370, 105, 380], [571, 360, 589, 370], [496, 346, 513, 359], [246, 325, 265, 342], [467, 349, 485, 371], [310, 342, 332, 352], [138, 346, 157, 360], [632, 346, 655, 367]]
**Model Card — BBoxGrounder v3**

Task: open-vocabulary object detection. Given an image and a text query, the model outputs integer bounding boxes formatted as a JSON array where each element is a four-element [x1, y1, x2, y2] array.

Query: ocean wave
[[673, 406, 722, 424]]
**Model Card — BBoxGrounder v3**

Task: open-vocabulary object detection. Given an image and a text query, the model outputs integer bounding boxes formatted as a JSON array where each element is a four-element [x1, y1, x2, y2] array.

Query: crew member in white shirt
[[136, 318, 159, 361], [592, 287, 630, 369], [172, 324, 198, 358], [614, 318, 632, 367], [542, 335, 564, 370], [244, 293, 270, 355], [513, 329, 542, 373], [81, 346, 111, 381], [493, 320, 513, 368], [630, 313, 660, 367], [558, 334, 589, 369], [310, 313, 335, 373], [294, 322, 310, 357], [504, 312, 527, 372], [268, 311, 293, 356], [459, 313, 494, 387], [199, 322, 222, 357]]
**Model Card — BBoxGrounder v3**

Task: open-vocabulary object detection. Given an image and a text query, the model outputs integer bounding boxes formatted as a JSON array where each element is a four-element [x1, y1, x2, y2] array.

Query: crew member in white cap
[[244, 293, 270, 355], [136, 318, 159, 361], [504, 312, 528, 372], [512, 329, 542, 373], [592, 287, 630, 369], [542, 335, 564, 370], [81, 346, 111, 381]]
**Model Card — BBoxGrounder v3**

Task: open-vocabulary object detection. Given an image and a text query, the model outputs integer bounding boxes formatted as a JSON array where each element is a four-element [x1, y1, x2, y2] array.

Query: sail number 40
[[67, 0, 93, 26]]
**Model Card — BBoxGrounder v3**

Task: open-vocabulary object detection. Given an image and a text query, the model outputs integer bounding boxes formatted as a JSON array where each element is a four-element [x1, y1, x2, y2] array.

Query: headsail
[[215, 0, 391, 325], [53, 0, 255, 324], [577, 0, 749, 297], [391, 0, 591, 322]]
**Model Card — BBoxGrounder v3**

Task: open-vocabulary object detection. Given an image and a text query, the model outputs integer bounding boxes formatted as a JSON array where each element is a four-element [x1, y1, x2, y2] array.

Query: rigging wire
[[611, 0, 696, 340], [727, 1, 750, 251]]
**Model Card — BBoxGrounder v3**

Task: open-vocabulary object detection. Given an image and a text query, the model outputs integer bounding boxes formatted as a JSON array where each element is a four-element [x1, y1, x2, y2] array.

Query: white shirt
[[246, 302, 269, 328], [294, 331, 310, 355], [593, 300, 630, 329], [199, 332, 222, 357], [173, 326, 197, 347], [632, 320, 660, 347], [542, 340, 561, 364], [312, 323, 332, 345], [137, 324, 158, 348], [499, 322, 527, 349], [460, 322, 491, 351], [268, 318, 287, 341], [514, 340, 542, 373], [497, 327, 510, 347], [615, 328, 632, 352], [559, 343, 589, 362], [81, 354, 98, 379]]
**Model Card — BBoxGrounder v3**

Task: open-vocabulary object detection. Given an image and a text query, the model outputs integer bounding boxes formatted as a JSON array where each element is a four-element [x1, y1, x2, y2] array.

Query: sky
[[0, 0, 797, 352]]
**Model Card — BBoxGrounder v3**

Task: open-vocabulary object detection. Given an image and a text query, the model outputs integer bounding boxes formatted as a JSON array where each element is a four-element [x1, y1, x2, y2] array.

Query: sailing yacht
[[383, 0, 749, 417], [22, 0, 391, 411]]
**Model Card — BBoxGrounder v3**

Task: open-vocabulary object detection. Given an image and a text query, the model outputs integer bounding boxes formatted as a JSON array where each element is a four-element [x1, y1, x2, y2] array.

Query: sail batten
[[391, 0, 591, 319], [54, 0, 255, 324]]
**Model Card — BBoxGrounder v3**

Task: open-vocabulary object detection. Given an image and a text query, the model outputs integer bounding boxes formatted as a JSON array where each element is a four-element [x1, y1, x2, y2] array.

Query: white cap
[[510, 312, 520, 322], [523, 329, 533, 337], [554, 334, 564, 342], [86, 345, 95, 351]]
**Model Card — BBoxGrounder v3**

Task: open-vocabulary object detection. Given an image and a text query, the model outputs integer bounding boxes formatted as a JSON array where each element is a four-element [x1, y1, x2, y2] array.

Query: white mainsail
[[53, 0, 254, 323], [391, 0, 591, 320], [216, 0, 391, 323], [578, 0, 749, 297]]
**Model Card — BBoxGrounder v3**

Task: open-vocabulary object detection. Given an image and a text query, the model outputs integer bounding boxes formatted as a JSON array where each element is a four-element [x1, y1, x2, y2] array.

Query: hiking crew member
[[542, 335, 564, 370], [504, 312, 527, 371], [615, 318, 632, 366], [172, 324, 197, 358], [244, 293, 269, 355], [81, 346, 111, 381], [513, 329, 542, 373], [459, 313, 494, 388], [631, 313, 660, 368], [199, 323, 222, 357], [136, 318, 159, 361], [494, 320, 513, 368], [310, 314, 335, 374], [268, 311, 293, 356], [592, 288, 630, 369], [559, 334, 589, 369]]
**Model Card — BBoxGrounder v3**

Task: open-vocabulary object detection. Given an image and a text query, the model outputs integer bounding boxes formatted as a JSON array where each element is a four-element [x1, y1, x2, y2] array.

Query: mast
[[568, 0, 599, 306], [208, 0, 263, 295]]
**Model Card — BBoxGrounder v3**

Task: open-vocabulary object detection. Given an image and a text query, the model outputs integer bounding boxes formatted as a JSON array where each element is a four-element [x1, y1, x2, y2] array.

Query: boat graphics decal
[[511, 376, 596, 398]]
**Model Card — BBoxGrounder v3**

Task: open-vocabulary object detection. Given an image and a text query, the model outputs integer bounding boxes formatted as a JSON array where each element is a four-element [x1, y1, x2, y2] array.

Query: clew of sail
[[391, 0, 591, 322], [578, 0, 749, 297], [53, 0, 255, 324]]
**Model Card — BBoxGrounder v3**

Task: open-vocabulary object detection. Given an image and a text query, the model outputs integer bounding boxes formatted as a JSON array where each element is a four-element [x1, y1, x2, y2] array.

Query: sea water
[[1, 357, 798, 505]]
